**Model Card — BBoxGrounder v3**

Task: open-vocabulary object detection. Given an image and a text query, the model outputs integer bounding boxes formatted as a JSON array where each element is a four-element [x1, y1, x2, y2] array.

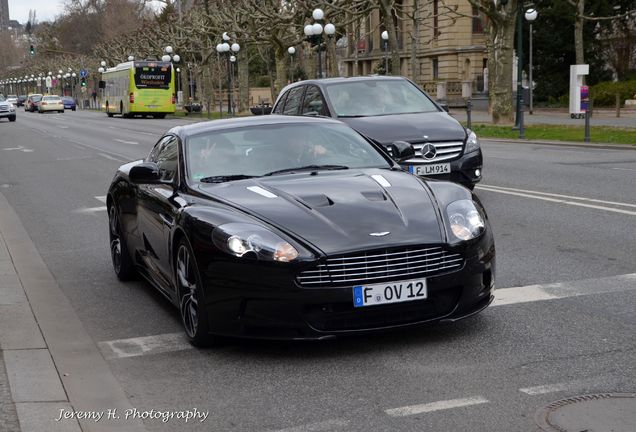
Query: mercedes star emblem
[[422, 143, 437, 160]]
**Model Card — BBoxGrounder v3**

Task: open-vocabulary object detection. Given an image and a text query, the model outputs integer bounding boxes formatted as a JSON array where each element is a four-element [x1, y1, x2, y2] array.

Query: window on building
[[432, 58, 439, 79], [472, 6, 484, 34], [433, 0, 439, 37]]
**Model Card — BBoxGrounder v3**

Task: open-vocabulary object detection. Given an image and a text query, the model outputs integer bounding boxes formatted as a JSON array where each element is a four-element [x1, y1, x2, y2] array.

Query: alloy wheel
[[177, 245, 199, 338]]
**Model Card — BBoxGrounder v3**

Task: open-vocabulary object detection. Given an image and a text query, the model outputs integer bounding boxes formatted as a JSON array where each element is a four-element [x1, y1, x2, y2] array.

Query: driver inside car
[[189, 135, 237, 181]]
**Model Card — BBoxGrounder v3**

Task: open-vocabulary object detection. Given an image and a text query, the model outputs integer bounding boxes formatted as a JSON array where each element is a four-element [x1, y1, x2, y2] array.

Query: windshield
[[0, 96, 4, 102], [134, 63, 171, 89], [31, 95, 42, 102], [186, 123, 390, 182], [325, 79, 439, 117]]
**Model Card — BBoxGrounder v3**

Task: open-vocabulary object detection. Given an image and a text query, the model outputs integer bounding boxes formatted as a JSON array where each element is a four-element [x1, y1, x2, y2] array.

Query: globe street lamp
[[305, 8, 335, 78], [525, 8, 538, 115], [216, 34, 240, 116], [381, 30, 389, 75], [288, 46, 296, 82], [162, 46, 181, 105]]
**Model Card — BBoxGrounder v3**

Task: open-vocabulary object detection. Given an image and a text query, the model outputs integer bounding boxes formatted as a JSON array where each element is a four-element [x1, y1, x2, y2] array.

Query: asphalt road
[[0, 110, 634, 432]]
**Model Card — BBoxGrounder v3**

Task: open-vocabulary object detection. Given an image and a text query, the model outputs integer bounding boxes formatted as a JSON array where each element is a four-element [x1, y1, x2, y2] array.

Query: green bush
[[253, 75, 271, 87], [590, 80, 636, 107]]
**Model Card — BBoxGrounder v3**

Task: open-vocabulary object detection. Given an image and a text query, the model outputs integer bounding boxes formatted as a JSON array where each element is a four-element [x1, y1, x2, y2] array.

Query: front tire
[[175, 239, 213, 347], [108, 205, 136, 281], [8, 115, 16, 122]]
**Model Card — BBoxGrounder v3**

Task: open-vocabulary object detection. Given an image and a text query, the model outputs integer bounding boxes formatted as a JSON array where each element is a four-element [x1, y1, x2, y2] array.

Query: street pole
[[226, 55, 232, 116], [317, 35, 323, 79], [529, 22, 533, 115], [515, 1, 524, 129]]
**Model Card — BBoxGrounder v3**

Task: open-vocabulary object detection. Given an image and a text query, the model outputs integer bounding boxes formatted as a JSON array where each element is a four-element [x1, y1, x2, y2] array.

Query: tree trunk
[[239, 49, 249, 112], [274, 46, 288, 101], [379, 0, 401, 75], [574, 0, 585, 64], [410, 0, 420, 82], [327, 36, 338, 77], [486, 11, 516, 124]]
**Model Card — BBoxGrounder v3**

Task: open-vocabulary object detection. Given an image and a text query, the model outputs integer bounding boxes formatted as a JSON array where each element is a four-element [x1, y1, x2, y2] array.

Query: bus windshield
[[134, 63, 171, 89]]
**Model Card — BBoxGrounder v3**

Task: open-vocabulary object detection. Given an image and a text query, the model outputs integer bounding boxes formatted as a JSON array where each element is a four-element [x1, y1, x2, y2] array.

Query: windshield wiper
[[199, 174, 258, 183], [263, 165, 349, 176]]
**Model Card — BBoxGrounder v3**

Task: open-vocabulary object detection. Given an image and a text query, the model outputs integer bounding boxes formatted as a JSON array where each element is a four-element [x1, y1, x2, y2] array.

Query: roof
[[169, 114, 344, 139], [283, 75, 408, 89]]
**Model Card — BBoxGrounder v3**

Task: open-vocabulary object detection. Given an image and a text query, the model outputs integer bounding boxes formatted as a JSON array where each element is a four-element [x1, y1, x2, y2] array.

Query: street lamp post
[[216, 33, 240, 116], [161, 46, 181, 106], [514, 0, 524, 138], [381, 30, 389, 75], [98, 61, 107, 110], [304, 8, 334, 78], [288, 47, 296, 83], [525, 8, 538, 115]]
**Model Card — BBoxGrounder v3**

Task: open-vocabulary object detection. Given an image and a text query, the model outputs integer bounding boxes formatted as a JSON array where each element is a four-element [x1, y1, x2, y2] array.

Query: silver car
[[0, 95, 17, 122]]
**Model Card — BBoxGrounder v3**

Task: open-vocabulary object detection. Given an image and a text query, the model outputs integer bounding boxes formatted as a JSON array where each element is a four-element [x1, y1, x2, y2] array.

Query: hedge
[[590, 80, 636, 107]]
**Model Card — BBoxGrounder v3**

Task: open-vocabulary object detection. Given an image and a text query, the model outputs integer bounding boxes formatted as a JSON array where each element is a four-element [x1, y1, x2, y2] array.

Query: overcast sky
[[8, 0, 64, 24], [8, 1, 165, 25]]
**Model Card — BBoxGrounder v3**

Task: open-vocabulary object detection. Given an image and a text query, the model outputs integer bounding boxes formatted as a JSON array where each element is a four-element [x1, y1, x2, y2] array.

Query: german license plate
[[409, 163, 451, 176], [353, 279, 427, 308]]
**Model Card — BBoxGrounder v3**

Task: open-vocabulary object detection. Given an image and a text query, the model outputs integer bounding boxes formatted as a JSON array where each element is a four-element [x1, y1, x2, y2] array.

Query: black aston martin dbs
[[107, 115, 495, 346]]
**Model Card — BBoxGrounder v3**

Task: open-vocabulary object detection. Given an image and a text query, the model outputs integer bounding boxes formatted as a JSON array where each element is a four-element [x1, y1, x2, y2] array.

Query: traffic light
[[29, 45, 35, 56], [81, 78, 86, 87]]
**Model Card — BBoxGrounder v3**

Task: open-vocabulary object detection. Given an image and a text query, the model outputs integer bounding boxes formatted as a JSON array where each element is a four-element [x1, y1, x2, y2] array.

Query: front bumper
[[198, 238, 495, 340], [0, 110, 16, 118], [402, 150, 483, 188]]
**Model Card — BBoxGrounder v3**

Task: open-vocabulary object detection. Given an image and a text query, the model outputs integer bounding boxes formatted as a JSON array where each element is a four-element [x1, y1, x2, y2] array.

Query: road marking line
[[98, 153, 126, 162], [98, 332, 191, 359], [477, 186, 636, 216], [267, 419, 350, 432], [57, 125, 69, 129], [479, 184, 636, 209], [492, 284, 559, 306], [113, 139, 139, 145], [611, 167, 636, 172], [520, 377, 609, 395], [72, 206, 107, 214], [385, 396, 489, 417], [94, 196, 107, 204]]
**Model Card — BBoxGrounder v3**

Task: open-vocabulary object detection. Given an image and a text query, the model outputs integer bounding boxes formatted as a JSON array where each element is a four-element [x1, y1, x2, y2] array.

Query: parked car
[[0, 95, 17, 122], [39, 95, 64, 113], [107, 115, 495, 346], [61, 96, 77, 111], [272, 76, 483, 189], [25, 94, 43, 112], [17, 95, 27, 107]]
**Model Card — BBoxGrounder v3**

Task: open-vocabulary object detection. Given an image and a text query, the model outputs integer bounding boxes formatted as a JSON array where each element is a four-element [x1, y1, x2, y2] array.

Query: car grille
[[0, 106, 8, 112], [297, 245, 464, 287], [406, 140, 465, 163]]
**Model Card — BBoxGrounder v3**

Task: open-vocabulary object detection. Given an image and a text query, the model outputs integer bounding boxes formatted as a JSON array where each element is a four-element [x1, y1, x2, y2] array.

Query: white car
[[6, 95, 18, 106], [0, 95, 17, 122], [39, 95, 65, 113]]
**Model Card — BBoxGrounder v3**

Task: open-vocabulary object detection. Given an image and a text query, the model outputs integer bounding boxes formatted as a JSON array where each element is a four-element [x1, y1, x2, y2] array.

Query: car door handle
[[159, 213, 173, 228]]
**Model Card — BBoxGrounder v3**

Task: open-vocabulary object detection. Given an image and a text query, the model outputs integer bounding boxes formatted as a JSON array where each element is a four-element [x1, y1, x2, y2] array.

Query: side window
[[155, 137, 179, 182], [147, 136, 171, 162], [282, 86, 305, 115], [302, 86, 329, 116], [272, 90, 289, 114]]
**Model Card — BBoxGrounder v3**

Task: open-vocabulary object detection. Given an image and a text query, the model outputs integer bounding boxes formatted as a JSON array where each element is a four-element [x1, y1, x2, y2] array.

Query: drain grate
[[535, 393, 636, 432]]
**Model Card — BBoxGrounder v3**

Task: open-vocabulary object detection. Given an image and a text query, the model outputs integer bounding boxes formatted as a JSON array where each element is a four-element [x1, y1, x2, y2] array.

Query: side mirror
[[129, 162, 161, 184], [389, 141, 415, 162]]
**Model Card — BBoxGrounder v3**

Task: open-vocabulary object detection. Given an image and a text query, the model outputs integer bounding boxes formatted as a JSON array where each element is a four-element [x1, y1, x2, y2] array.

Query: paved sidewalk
[[450, 107, 636, 128], [0, 191, 147, 432]]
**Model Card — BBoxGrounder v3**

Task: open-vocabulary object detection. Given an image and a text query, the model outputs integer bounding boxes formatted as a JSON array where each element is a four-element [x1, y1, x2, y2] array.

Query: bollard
[[584, 109, 590, 143], [518, 96, 525, 139], [466, 98, 472, 130]]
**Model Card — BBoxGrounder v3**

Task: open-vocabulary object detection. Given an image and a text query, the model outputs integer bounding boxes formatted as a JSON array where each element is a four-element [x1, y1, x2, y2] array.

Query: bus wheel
[[106, 103, 113, 118]]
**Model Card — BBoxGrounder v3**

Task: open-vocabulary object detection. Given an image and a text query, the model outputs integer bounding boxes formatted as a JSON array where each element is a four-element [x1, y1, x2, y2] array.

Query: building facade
[[0, 0, 9, 31], [340, 0, 488, 99]]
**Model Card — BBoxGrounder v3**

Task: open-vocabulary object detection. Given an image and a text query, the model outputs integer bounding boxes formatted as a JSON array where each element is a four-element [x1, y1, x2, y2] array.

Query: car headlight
[[9, 106, 15, 112], [212, 222, 309, 262], [465, 130, 480, 153], [446, 200, 485, 241]]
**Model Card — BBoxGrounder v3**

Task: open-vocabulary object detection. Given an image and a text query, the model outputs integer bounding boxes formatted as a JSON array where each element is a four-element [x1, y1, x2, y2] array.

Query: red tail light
[[172, 93, 176, 104], [129, 93, 134, 103]]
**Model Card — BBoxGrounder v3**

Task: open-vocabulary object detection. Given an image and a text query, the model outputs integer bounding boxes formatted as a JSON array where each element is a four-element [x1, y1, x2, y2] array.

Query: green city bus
[[101, 61, 176, 119]]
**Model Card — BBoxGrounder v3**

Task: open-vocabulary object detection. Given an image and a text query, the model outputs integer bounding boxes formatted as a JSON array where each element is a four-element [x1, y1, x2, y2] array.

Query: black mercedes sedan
[[107, 115, 495, 346], [272, 76, 483, 189]]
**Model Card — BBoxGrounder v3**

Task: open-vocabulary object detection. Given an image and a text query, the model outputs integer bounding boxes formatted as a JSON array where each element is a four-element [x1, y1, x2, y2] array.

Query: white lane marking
[[267, 419, 350, 432], [57, 125, 69, 129], [108, 125, 157, 136], [98, 152, 126, 162], [520, 377, 609, 395], [94, 196, 107, 204], [56, 156, 92, 161], [73, 206, 107, 214], [385, 396, 489, 417], [492, 285, 559, 306], [477, 185, 636, 216], [113, 139, 139, 145], [479, 184, 636, 209], [3, 146, 33, 153], [612, 167, 636, 172], [493, 273, 636, 307], [98, 332, 191, 359]]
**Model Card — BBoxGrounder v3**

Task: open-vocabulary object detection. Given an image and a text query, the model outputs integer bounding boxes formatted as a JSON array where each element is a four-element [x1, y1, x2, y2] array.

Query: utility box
[[569, 64, 589, 119]]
